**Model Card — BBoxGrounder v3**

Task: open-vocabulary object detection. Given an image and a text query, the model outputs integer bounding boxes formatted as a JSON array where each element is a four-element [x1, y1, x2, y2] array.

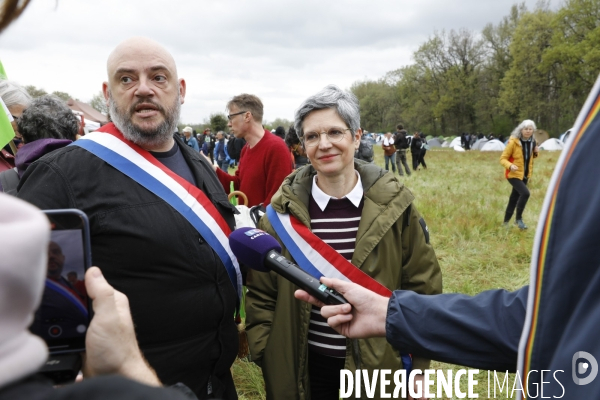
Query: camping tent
[[449, 137, 462, 148], [534, 129, 550, 144], [481, 139, 506, 151], [539, 138, 564, 151], [453, 145, 465, 152], [472, 138, 489, 150], [428, 138, 442, 148], [67, 98, 108, 125]]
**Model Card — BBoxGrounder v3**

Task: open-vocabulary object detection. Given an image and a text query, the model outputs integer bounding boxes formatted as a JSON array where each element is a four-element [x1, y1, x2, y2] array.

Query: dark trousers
[[218, 160, 229, 172], [411, 151, 420, 170], [419, 149, 427, 169], [309, 350, 345, 400], [396, 149, 411, 176], [504, 178, 530, 222]]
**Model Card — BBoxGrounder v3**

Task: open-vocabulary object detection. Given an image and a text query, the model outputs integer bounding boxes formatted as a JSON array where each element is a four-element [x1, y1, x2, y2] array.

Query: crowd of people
[[0, 4, 598, 398]]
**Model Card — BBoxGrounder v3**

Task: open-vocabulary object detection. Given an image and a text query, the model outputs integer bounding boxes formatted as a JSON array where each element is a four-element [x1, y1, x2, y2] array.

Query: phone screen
[[30, 210, 92, 354]]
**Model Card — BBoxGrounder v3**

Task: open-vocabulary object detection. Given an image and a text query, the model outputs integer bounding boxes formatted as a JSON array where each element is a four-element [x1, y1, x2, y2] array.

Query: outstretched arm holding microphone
[[295, 277, 528, 372]]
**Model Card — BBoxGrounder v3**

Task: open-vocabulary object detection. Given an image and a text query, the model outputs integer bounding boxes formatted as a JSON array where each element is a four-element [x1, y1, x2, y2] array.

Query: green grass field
[[232, 146, 562, 400]]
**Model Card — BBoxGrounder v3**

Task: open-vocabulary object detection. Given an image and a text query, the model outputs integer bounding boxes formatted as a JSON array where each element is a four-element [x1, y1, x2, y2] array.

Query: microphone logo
[[244, 229, 266, 239]]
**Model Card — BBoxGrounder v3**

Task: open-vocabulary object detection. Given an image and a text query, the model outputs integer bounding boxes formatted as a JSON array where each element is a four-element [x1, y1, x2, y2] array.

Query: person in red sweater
[[212, 94, 292, 206]]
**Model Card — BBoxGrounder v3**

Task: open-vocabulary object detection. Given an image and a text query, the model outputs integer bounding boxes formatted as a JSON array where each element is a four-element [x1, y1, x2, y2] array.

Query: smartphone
[[29, 209, 92, 354]]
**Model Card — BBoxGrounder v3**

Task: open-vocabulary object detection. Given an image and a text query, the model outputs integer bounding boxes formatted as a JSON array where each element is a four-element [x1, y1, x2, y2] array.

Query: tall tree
[[210, 113, 228, 132], [499, 6, 556, 130]]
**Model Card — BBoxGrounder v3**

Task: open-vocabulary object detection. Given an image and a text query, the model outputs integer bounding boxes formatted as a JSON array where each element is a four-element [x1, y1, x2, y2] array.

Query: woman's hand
[[510, 165, 518, 171]]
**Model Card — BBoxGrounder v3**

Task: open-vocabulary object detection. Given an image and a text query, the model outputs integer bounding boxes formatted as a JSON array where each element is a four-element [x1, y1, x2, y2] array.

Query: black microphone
[[229, 227, 348, 305]]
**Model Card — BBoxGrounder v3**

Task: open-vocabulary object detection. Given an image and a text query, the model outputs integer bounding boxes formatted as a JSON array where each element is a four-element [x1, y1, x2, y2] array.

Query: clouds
[[0, 0, 554, 123]]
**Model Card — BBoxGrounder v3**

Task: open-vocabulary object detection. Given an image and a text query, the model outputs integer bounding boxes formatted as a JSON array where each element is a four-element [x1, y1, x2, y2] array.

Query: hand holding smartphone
[[29, 209, 92, 384]]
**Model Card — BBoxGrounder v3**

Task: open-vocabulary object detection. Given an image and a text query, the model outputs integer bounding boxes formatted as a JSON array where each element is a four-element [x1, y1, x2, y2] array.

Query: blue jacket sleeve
[[386, 286, 528, 372]]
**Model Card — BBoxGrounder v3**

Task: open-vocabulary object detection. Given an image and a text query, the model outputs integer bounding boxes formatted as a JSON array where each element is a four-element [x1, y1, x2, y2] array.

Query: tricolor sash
[[267, 205, 414, 372], [71, 124, 242, 299], [266, 205, 392, 298]]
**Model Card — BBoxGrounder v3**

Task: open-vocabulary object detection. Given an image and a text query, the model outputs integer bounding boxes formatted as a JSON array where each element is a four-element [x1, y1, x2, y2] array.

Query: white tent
[[481, 139, 506, 151], [539, 138, 564, 151], [428, 138, 443, 147], [449, 137, 462, 148], [453, 145, 465, 152], [441, 141, 450, 148], [472, 138, 489, 150]]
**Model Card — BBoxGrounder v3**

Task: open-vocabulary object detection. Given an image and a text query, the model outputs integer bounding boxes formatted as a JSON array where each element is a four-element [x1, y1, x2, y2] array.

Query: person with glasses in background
[[210, 93, 292, 206], [245, 85, 442, 400]]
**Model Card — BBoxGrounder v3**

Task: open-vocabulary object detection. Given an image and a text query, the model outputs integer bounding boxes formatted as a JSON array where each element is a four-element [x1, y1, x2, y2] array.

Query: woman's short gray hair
[[294, 85, 360, 139], [18, 95, 79, 143], [510, 119, 537, 139], [0, 79, 31, 108]]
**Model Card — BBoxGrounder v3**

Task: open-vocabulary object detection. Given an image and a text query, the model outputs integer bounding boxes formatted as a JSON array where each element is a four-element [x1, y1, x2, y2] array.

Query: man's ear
[[102, 82, 110, 109], [179, 78, 186, 105]]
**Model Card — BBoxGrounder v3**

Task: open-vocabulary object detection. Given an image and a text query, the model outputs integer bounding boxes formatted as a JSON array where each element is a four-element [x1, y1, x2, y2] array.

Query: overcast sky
[[0, 0, 556, 124]]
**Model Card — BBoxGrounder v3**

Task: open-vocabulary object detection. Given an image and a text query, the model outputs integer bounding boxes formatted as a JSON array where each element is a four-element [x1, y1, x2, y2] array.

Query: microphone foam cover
[[229, 227, 282, 272]]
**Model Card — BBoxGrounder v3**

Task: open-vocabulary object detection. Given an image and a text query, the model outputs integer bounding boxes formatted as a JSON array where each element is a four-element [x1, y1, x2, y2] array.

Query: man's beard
[[108, 91, 180, 149]]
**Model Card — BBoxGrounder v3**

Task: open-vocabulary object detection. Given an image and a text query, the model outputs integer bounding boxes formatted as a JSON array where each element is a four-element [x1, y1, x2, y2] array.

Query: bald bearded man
[[18, 37, 240, 399]]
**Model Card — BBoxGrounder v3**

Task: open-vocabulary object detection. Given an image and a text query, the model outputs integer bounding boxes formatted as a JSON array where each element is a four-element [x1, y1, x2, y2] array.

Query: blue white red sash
[[267, 205, 414, 372], [266, 205, 392, 298], [71, 124, 242, 299]]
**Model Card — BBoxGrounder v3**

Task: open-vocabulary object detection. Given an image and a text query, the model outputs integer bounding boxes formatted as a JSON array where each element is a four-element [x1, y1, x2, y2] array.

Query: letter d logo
[[572, 351, 598, 385]]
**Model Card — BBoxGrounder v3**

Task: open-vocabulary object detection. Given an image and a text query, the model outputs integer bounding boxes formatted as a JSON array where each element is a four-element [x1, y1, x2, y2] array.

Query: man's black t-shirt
[[149, 143, 197, 186]]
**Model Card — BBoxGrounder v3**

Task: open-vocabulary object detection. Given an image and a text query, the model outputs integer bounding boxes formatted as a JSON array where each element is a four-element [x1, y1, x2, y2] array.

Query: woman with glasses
[[246, 85, 442, 400]]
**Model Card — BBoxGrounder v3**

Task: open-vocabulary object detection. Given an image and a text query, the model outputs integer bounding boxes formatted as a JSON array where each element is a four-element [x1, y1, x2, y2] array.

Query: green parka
[[246, 160, 443, 400]]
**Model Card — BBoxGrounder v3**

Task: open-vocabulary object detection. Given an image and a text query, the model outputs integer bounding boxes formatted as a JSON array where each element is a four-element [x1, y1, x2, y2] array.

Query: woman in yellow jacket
[[500, 119, 539, 229]]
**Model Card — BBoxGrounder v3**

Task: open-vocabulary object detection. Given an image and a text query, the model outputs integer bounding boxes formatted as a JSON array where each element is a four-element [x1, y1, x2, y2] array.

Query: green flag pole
[[0, 59, 7, 80], [0, 96, 16, 151], [0, 59, 16, 154]]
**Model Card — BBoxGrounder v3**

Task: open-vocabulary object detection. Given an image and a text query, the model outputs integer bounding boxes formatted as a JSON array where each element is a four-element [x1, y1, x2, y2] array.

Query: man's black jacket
[[17, 133, 239, 400], [394, 130, 409, 150]]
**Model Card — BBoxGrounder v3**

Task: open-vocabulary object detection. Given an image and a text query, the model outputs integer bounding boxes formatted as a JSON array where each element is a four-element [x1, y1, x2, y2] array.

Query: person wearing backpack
[[381, 132, 396, 173], [500, 120, 539, 230], [354, 133, 374, 163], [226, 134, 246, 167], [393, 124, 411, 176]]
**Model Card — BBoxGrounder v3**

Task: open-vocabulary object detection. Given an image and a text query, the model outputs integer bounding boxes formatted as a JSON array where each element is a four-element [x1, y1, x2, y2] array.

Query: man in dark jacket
[[393, 124, 411, 176], [17, 37, 239, 399]]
